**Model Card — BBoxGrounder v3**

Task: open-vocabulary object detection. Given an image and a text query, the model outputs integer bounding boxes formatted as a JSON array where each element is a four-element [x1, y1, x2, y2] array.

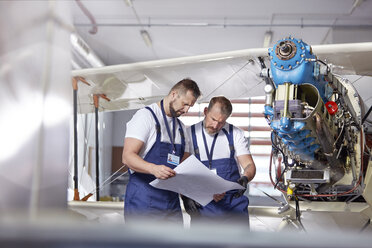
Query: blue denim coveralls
[[191, 123, 249, 223], [124, 104, 185, 223]]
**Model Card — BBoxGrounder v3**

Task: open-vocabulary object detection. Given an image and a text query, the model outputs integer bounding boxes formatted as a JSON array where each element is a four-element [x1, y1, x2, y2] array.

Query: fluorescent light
[[140, 30, 153, 47], [124, 0, 133, 7], [263, 31, 273, 48]]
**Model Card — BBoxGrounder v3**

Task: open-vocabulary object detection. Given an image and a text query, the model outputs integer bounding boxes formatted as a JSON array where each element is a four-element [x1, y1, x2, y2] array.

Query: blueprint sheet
[[150, 155, 244, 206]]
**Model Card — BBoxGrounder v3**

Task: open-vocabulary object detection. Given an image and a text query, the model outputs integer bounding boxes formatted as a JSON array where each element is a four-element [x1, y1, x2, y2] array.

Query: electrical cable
[[269, 151, 286, 194], [362, 105, 372, 124], [270, 132, 288, 189], [316, 59, 328, 67]]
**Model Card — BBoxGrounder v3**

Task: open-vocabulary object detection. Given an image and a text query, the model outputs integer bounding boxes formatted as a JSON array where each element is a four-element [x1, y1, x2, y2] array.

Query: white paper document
[[149, 155, 244, 206]]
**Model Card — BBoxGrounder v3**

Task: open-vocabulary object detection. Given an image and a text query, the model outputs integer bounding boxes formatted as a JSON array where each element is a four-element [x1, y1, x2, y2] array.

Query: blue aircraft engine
[[266, 37, 331, 161], [263, 37, 362, 194]]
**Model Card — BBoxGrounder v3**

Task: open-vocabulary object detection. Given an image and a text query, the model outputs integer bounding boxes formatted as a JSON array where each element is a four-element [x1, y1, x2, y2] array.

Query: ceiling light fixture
[[140, 30, 153, 47], [124, 0, 154, 48], [263, 31, 273, 48], [124, 0, 133, 7], [350, 0, 364, 14]]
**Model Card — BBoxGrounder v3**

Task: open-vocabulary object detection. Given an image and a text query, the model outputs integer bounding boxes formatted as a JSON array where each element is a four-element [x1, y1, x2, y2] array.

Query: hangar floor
[[67, 200, 372, 233], [1, 203, 371, 248]]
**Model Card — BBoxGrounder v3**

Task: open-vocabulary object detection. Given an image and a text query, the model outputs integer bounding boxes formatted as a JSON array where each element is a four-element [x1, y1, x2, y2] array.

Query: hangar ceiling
[[71, 0, 372, 66]]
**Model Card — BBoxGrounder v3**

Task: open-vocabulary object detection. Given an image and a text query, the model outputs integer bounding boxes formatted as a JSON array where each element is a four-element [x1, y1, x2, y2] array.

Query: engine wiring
[[362, 105, 372, 124], [269, 128, 365, 198], [268, 129, 366, 232]]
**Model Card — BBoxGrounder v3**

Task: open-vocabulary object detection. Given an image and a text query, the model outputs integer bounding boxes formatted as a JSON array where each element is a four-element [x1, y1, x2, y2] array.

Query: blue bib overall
[[191, 123, 249, 223], [124, 105, 185, 223]]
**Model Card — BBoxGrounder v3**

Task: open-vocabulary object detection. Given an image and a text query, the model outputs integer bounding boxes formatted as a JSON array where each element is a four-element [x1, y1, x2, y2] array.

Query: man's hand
[[213, 193, 226, 202], [233, 176, 249, 198], [151, 165, 176, 179], [181, 195, 201, 217]]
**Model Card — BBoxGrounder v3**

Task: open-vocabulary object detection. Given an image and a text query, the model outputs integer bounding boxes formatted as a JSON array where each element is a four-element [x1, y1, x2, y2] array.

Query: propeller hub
[[276, 40, 297, 60]]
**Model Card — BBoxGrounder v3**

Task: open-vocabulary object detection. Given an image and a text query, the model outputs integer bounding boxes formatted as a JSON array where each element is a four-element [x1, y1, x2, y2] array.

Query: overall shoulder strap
[[145, 107, 161, 141], [177, 118, 185, 149], [191, 124, 200, 160], [221, 124, 235, 159]]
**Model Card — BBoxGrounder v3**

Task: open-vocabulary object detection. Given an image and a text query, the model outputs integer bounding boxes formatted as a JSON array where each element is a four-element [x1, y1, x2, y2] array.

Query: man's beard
[[206, 126, 218, 135], [204, 122, 218, 135], [169, 100, 182, 117]]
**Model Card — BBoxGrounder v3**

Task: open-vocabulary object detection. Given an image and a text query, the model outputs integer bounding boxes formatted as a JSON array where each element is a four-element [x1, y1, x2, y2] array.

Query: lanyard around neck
[[161, 100, 176, 153], [201, 122, 218, 169]]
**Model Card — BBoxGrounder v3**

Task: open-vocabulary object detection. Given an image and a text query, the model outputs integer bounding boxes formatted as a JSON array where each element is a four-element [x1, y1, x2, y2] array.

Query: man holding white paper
[[122, 79, 200, 224], [183, 96, 256, 225]]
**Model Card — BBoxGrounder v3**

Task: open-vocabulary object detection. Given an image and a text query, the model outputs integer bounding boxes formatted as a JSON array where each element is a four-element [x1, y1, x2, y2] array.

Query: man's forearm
[[123, 151, 156, 174], [243, 162, 256, 182]]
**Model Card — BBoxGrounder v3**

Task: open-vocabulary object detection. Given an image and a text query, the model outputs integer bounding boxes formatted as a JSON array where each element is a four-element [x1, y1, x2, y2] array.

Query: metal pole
[[73, 87, 79, 199], [72, 76, 90, 201], [92, 93, 110, 201], [95, 107, 100, 201], [94, 97, 100, 201]]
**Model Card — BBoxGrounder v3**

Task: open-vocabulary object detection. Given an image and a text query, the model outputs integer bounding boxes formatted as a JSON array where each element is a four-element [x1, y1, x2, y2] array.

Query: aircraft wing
[[312, 42, 372, 76], [71, 42, 372, 114]]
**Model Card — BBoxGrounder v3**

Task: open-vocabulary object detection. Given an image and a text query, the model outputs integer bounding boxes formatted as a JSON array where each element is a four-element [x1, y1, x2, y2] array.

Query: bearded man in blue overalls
[[122, 78, 201, 224], [183, 96, 256, 226]]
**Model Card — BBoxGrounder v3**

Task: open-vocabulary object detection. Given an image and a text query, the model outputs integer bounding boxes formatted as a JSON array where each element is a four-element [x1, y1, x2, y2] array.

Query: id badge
[[167, 153, 180, 166], [210, 168, 217, 175]]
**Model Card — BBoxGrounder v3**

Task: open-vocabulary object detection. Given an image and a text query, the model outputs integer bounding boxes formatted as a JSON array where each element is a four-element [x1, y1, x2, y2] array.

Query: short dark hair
[[169, 78, 201, 99], [208, 96, 232, 117]]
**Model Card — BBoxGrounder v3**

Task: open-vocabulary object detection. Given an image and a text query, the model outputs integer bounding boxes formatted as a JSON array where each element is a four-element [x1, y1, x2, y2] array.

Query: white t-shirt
[[125, 103, 190, 158], [186, 121, 250, 163]]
